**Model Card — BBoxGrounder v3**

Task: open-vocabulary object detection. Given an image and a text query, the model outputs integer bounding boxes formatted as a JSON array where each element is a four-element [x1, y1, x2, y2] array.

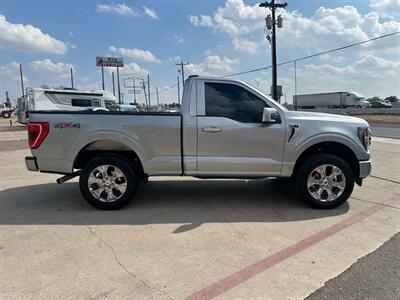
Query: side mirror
[[262, 107, 280, 123]]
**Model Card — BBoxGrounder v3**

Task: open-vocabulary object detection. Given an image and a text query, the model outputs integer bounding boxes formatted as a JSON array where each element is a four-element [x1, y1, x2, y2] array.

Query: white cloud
[[174, 34, 184, 43], [118, 62, 149, 77], [189, 0, 400, 53], [28, 59, 74, 78], [294, 53, 400, 98], [0, 62, 28, 101], [370, 0, 400, 19], [319, 54, 346, 63], [96, 3, 138, 17], [186, 54, 239, 76], [190, 15, 214, 27], [109, 46, 161, 63], [0, 15, 68, 54], [143, 6, 159, 19], [232, 37, 259, 54], [0, 61, 28, 82], [189, 0, 264, 35], [355, 52, 400, 76]]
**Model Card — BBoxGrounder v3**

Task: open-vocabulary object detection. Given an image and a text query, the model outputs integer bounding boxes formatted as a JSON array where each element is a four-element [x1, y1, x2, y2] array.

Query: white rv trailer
[[27, 88, 117, 112]]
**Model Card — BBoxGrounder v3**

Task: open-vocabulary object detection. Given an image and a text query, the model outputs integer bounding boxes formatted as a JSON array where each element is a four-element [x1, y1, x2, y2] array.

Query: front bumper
[[25, 156, 39, 172], [359, 159, 372, 178]]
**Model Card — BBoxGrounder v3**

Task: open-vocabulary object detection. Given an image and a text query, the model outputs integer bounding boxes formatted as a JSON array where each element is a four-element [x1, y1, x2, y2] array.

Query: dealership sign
[[96, 56, 124, 67]]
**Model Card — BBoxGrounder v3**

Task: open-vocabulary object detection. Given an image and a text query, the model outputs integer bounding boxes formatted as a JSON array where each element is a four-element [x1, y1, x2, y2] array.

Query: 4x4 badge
[[54, 122, 80, 129]]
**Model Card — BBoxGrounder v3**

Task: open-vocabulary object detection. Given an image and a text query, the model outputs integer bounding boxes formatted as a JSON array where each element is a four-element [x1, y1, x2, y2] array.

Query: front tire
[[2, 112, 11, 118], [296, 154, 354, 209], [79, 154, 138, 210]]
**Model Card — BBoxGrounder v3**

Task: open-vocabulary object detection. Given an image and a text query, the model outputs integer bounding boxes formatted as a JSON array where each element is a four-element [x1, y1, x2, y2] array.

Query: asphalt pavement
[[307, 232, 400, 300], [371, 123, 400, 139]]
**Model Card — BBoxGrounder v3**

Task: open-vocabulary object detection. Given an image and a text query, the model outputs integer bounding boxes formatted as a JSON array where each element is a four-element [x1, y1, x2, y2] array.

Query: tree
[[366, 96, 381, 102], [384, 96, 399, 103]]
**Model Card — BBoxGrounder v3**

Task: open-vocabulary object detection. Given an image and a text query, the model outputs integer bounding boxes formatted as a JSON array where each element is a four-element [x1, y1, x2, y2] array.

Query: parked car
[[109, 104, 140, 112], [371, 101, 392, 108], [25, 76, 372, 210], [0, 103, 13, 118], [355, 100, 371, 108]]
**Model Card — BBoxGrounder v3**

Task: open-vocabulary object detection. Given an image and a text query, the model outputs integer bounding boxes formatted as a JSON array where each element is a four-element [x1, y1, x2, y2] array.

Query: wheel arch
[[292, 141, 360, 179], [73, 139, 145, 180]]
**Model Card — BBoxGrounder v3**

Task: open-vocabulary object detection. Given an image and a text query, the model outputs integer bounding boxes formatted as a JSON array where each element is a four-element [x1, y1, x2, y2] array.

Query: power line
[[223, 31, 400, 78], [136, 31, 399, 102]]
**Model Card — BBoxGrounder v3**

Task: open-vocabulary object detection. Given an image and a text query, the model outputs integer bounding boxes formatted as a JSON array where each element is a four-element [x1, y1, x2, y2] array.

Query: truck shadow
[[0, 179, 349, 233]]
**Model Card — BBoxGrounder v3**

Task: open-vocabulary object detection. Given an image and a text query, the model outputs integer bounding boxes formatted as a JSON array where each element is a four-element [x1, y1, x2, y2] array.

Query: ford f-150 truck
[[25, 76, 372, 210]]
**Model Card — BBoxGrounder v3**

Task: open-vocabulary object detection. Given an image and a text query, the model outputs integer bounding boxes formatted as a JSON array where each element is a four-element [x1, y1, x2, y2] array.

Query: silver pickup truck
[[25, 76, 372, 210]]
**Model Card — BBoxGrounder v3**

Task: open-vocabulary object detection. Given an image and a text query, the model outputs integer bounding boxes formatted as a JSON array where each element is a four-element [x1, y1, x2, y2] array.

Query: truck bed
[[28, 111, 182, 175]]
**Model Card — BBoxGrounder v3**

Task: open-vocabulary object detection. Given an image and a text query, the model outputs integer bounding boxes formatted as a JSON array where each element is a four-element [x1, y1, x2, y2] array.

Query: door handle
[[202, 126, 222, 133]]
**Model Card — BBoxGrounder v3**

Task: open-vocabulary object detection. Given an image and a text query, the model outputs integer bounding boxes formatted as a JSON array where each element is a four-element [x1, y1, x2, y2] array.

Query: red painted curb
[[184, 195, 400, 300]]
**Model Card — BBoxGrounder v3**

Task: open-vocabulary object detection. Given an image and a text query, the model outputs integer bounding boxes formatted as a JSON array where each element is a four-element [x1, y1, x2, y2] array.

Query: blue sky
[[0, 0, 399, 104]]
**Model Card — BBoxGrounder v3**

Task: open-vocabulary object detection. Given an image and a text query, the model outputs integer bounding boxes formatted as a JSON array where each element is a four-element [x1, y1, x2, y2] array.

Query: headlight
[[357, 127, 371, 151]]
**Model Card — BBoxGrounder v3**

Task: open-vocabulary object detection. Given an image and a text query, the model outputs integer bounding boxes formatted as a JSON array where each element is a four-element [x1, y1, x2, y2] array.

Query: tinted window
[[205, 83, 267, 123], [93, 99, 101, 107], [71, 99, 92, 107]]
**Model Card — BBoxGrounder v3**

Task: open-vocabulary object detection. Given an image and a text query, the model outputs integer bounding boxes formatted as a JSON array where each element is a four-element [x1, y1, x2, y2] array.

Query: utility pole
[[133, 78, 137, 104], [142, 79, 148, 109], [176, 61, 188, 93], [19, 64, 25, 97], [147, 74, 151, 109], [101, 66, 105, 90], [294, 60, 298, 111], [259, 0, 287, 102], [156, 87, 160, 107], [112, 72, 115, 96], [177, 76, 180, 105], [117, 67, 121, 104], [70, 68, 74, 89]]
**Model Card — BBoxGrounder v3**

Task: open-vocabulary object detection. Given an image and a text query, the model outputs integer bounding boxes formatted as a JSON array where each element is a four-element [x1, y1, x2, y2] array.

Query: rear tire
[[79, 154, 138, 210], [2, 112, 10, 118], [296, 154, 354, 209]]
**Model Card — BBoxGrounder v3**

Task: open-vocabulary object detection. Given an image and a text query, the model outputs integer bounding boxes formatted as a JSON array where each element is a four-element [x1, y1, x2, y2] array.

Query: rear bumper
[[359, 159, 372, 178], [25, 156, 39, 172]]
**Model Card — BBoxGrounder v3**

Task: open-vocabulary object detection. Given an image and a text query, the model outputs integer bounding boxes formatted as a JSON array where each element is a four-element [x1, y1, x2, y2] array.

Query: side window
[[71, 99, 93, 107], [93, 99, 101, 107], [205, 82, 267, 123]]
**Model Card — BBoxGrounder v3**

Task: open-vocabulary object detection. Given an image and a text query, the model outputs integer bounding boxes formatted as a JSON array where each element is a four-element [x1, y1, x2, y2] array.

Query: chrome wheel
[[307, 164, 346, 202], [87, 164, 127, 202]]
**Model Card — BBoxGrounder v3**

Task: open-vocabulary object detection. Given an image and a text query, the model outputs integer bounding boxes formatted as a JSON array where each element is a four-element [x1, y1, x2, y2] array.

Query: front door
[[196, 81, 286, 177]]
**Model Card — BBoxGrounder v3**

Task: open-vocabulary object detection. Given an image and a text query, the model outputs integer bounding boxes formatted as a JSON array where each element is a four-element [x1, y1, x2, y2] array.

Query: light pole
[[19, 64, 25, 97]]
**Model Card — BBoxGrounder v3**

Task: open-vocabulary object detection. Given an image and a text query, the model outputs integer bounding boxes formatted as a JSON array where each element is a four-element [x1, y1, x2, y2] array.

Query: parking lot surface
[[0, 120, 399, 299]]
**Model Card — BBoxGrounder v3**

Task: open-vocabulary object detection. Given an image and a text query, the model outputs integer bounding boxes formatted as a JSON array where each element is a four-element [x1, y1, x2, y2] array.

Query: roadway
[[371, 123, 400, 139]]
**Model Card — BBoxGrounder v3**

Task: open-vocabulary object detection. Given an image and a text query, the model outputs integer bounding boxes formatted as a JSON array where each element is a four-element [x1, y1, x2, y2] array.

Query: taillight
[[28, 122, 49, 149]]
